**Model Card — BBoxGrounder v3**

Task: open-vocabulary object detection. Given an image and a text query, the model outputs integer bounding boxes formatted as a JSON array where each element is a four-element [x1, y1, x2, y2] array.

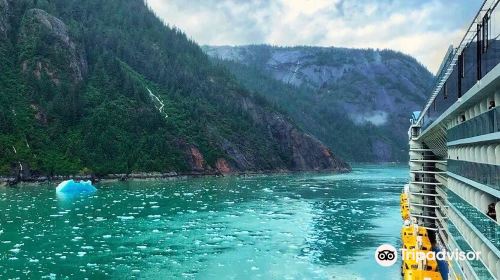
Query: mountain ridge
[[203, 44, 434, 162]]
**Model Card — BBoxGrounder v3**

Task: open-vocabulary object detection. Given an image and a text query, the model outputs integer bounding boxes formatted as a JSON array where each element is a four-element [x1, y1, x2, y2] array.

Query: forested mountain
[[203, 45, 435, 162], [0, 0, 350, 178]]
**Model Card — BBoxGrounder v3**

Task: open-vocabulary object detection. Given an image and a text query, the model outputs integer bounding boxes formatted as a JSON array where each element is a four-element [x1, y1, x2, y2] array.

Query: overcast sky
[[146, 0, 482, 73]]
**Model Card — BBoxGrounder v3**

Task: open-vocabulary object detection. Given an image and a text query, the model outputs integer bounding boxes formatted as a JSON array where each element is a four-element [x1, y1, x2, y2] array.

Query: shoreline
[[0, 171, 219, 187], [0, 167, 352, 187]]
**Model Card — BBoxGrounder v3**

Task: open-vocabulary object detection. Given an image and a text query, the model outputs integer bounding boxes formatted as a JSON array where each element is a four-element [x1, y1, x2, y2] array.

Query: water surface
[[0, 164, 405, 279]]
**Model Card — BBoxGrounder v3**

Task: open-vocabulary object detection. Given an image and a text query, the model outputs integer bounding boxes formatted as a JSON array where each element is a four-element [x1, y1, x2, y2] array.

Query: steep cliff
[[204, 45, 434, 162], [0, 0, 349, 178], [19, 9, 88, 85]]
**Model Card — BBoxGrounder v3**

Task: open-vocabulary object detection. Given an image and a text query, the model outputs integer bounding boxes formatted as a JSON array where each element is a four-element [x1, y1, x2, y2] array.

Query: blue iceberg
[[56, 179, 97, 194]]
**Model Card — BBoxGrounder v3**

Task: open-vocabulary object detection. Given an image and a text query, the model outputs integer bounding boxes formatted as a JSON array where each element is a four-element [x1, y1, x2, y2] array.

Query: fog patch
[[351, 111, 388, 126]]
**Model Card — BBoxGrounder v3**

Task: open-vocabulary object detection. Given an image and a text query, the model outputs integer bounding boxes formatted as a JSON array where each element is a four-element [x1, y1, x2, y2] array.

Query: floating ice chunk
[[147, 215, 161, 218], [56, 180, 96, 194], [117, 216, 135, 220]]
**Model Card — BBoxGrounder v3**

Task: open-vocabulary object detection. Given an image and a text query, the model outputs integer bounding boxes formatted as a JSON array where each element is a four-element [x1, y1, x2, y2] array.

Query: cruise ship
[[402, 0, 500, 279]]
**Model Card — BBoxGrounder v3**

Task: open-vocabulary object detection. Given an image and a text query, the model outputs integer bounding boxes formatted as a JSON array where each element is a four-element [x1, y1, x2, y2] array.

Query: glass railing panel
[[447, 67, 459, 101], [483, 6, 500, 75], [447, 220, 496, 280], [447, 106, 499, 141], [496, 107, 500, 132], [461, 41, 479, 96], [446, 190, 500, 252], [447, 160, 500, 192], [482, 38, 500, 74]]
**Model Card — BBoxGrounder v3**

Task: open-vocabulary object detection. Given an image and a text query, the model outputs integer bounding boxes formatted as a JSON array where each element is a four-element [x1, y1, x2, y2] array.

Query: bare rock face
[[218, 138, 255, 170], [18, 9, 87, 85], [268, 112, 350, 171], [30, 103, 47, 125], [240, 97, 350, 172], [186, 146, 206, 171], [205, 95, 350, 173], [215, 158, 232, 174]]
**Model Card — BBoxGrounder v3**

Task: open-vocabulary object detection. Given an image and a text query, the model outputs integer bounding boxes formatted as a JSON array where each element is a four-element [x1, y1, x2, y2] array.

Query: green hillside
[[0, 0, 349, 178]]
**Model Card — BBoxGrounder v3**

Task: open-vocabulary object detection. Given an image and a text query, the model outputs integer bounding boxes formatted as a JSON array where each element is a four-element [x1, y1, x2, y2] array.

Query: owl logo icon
[[375, 244, 398, 267]]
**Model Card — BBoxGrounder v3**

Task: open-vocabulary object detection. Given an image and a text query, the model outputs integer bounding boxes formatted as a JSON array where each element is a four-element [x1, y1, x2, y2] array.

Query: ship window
[[443, 83, 447, 99]]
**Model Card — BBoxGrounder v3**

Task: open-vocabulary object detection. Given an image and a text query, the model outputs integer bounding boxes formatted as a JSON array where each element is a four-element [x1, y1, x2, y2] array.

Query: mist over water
[[0, 164, 405, 279]]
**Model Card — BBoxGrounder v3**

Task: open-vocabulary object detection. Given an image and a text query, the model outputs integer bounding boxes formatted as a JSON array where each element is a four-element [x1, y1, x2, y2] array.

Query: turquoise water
[[0, 164, 406, 279]]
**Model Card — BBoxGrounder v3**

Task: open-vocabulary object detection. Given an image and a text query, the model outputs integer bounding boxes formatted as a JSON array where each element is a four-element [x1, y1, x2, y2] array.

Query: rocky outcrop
[[218, 137, 255, 170], [30, 103, 47, 124], [18, 9, 87, 85], [269, 114, 350, 171], [185, 145, 206, 171], [239, 96, 350, 171], [215, 158, 232, 174]]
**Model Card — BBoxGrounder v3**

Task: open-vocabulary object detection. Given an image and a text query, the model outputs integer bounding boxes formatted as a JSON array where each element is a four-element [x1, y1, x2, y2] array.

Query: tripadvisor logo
[[401, 249, 481, 262], [374, 243, 481, 267], [375, 244, 398, 267]]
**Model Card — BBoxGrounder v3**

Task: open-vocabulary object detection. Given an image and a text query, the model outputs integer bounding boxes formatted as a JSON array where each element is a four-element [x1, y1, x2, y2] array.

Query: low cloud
[[146, 0, 481, 73], [351, 110, 388, 126]]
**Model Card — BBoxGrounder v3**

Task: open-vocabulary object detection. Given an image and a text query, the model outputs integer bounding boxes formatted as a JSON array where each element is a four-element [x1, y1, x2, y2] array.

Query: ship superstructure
[[403, 0, 500, 279]]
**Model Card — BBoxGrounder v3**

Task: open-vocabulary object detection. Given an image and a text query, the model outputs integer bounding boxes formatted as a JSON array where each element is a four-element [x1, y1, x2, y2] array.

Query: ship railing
[[448, 160, 500, 192], [418, 0, 500, 131], [446, 226, 488, 280], [447, 189, 500, 251], [448, 106, 500, 142], [447, 206, 499, 279]]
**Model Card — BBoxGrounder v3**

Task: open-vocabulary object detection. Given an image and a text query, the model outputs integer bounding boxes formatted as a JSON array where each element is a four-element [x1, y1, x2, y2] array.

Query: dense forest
[[0, 0, 349, 178]]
